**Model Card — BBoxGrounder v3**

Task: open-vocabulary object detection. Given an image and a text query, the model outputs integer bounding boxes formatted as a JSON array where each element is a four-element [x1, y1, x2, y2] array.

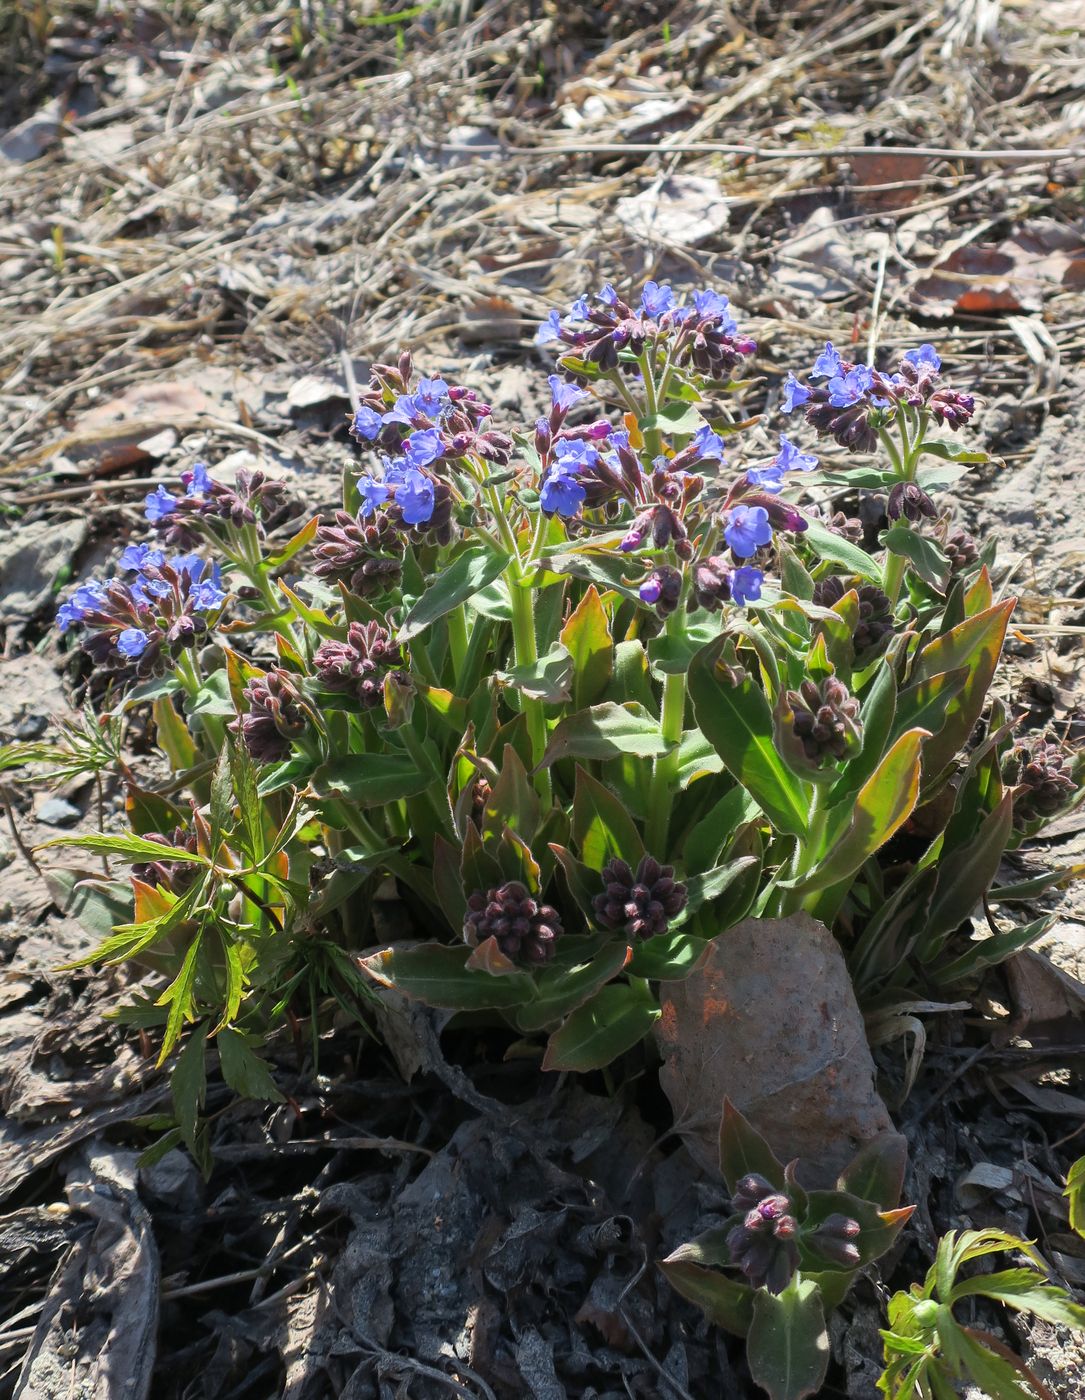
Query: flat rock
[[0, 516, 86, 631], [34, 797, 82, 828], [656, 913, 901, 1186]]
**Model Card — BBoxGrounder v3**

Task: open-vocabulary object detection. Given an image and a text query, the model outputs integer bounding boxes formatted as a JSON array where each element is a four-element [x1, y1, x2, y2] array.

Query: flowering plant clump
[[661, 1101, 914, 1400], [7, 277, 1080, 1144]]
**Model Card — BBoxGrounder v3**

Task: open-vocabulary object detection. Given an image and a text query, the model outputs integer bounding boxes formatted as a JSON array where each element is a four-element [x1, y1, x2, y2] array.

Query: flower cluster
[[463, 880, 562, 966], [593, 854, 688, 939], [725, 1174, 801, 1295], [781, 676, 863, 769], [146, 464, 301, 549], [56, 546, 226, 678], [313, 621, 405, 710], [811, 575, 895, 661], [131, 823, 202, 894], [230, 668, 309, 763], [783, 342, 975, 452], [536, 281, 756, 381], [1004, 734, 1080, 828]]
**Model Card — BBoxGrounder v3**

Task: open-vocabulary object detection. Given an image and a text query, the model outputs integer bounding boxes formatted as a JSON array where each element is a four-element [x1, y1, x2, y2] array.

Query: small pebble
[[13, 714, 48, 740], [35, 797, 82, 828]]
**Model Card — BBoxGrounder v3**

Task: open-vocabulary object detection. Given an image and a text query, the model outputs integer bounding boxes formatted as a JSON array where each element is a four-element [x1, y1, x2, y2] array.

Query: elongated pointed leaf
[[688, 640, 808, 839], [747, 1279, 830, 1400], [794, 729, 928, 893], [560, 585, 614, 709], [571, 766, 645, 871], [803, 519, 883, 585], [657, 1258, 754, 1337], [719, 1098, 785, 1193], [311, 753, 434, 806], [628, 929, 710, 980], [516, 942, 631, 1032], [541, 983, 660, 1070], [912, 601, 1015, 779], [359, 943, 535, 1010], [925, 792, 1014, 940], [542, 701, 671, 767], [399, 546, 509, 642]]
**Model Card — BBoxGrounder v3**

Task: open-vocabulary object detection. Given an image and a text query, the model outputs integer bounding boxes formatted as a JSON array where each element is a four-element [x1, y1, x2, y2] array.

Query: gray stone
[[34, 797, 81, 828]]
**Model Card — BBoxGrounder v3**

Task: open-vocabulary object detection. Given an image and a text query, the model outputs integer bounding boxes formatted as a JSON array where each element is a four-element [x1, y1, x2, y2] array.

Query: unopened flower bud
[[887, 481, 936, 522], [811, 575, 894, 660], [464, 880, 561, 966], [1004, 735, 1079, 828], [780, 675, 862, 769], [231, 668, 308, 763], [593, 854, 687, 940]]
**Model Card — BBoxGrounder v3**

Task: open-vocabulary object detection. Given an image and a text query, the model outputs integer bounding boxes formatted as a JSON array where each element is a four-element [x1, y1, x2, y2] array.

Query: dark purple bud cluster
[[1005, 735, 1079, 827], [887, 481, 936, 523], [230, 668, 309, 763], [313, 621, 405, 710], [56, 550, 226, 680], [146, 464, 302, 549], [811, 575, 895, 660], [941, 524, 979, 574], [637, 565, 684, 618], [311, 510, 404, 598], [807, 1213, 862, 1269], [463, 880, 562, 966], [593, 854, 688, 939], [784, 676, 863, 766], [807, 504, 863, 545], [725, 1174, 801, 1295], [131, 825, 201, 894]]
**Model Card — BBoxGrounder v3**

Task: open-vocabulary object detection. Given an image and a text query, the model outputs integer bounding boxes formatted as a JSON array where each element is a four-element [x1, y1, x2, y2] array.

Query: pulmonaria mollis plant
[[22, 277, 1082, 1100], [661, 1101, 913, 1400]]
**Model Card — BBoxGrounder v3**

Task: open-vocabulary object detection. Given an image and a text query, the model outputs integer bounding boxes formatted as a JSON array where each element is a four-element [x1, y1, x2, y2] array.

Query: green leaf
[[688, 639, 808, 840], [676, 728, 725, 787], [641, 400, 706, 434], [925, 793, 1014, 941], [803, 520, 883, 585], [153, 696, 197, 771], [541, 983, 660, 1070], [747, 1278, 830, 1400], [41, 831, 207, 865], [171, 1023, 208, 1148], [684, 857, 759, 917], [44, 871, 133, 942], [216, 1028, 286, 1102], [516, 942, 631, 1032], [628, 929, 709, 980], [571, 766, 645, 871], [931, 914, 1052, 986], [893, 667, 969, 745], [796, 729, 927, 892], [311, 753, 435, 805], [542, 701, 671, 767], [499, 641, 573, 702], [912, 601, 1015, 781], [544, 549, 643, 604], [265, 515, 319, 568], [360, 943, 535, 1010], [882, 526, 951, 591], [838, 1133, 907, 1210], [682, 786, 762, 874], [657, 1258, 754, 1337], [719, 1098, 785, 1194], [560, 585, 614, 709], [155, 932, 203, 1063], [1068, 1155, 1085, 1240], [399, 546, 510, 642], [920, 438, 990, 465]]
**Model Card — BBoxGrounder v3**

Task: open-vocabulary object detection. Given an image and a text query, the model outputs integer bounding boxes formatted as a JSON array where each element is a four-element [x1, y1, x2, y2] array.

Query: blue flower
[[827, 364, 874, 408], [144, 485, 178, 522], [781, 373, 811, 414], [189, 576, 226, 611], [597, 283, 620, 308], [540, 464, 586, 518], [812, 343, 843, 379], [171, 553, 206, 581], [552, 438, 599, 471], [723, 504, 773, 558], [775, 435, 818, 473], [413, 377, 450, 416], [395, 468, 436, 525], [638, 575, 662, 604], [535, 310, 563, 346], [569, 297, 590, 319], [56, 581, 108, 632], [640, 281, 676, 319], [746, 463, 786, 494], [402, 430, 444, 469], [731, 566, 763, 606], [358, 475, 391, 516], [382, 393, 422, 427], [116, 628, 150, 658], [692, 288, 730, 318], [185, 461, 212, 496], [352, 405, 383, 440], [548, 375, 587, 411], [904, 343, 941, 372], [691, 425, 727, 461], [119, 542, 166, 572]]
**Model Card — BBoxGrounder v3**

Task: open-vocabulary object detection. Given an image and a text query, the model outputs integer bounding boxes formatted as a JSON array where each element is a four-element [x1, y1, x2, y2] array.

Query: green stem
[[397, 722, 453, 836], [446, 604, 469, 687], [508, 564, 552, 803], [644, 609, 688, 853]]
